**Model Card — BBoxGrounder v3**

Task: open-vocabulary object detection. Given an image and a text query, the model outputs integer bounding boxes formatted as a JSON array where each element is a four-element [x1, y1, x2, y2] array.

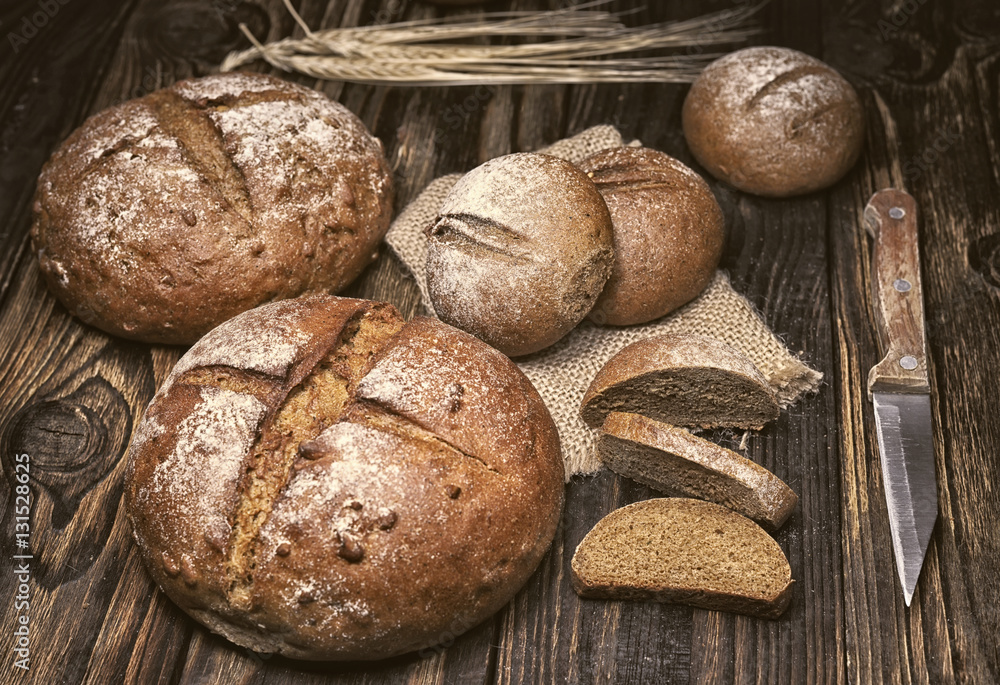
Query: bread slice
[[598, 412, 797, 529], [580, 333, 779, 430], [571, 498, 792, 619]]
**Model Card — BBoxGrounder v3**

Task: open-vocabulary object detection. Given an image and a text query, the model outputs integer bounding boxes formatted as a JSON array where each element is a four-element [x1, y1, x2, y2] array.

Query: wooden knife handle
[[865, 189, 930, 395]]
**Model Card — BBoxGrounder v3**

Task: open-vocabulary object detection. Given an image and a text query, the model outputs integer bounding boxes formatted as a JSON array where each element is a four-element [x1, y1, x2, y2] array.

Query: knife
[[864, 188, 938, 606]]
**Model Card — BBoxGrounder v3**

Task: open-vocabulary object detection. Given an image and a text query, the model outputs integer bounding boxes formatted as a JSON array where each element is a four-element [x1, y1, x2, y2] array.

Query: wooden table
[[2, 1, 998, 683]]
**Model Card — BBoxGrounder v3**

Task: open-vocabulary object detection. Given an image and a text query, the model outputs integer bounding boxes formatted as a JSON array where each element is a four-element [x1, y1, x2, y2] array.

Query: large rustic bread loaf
[[581, 333, 779, 430], [682, 46, 864, 198], [577, 146, 725, 326], [425, 152, 614, 357], [124, 294, 564, 660], [31, 72, 393, 344], [571, 498, 793, 618], [598, 412, 797, 529]]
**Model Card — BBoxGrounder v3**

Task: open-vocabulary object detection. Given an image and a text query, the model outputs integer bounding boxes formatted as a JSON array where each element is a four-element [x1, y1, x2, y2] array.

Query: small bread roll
[[578, 147, 724, 326], [425, 152, 614, 357], [682, 46, 865, 197]]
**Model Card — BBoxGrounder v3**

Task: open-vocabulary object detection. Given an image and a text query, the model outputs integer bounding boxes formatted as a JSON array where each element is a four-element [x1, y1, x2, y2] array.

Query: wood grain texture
[[1, 0, 998, 683], [825, 2, 1000, 683]]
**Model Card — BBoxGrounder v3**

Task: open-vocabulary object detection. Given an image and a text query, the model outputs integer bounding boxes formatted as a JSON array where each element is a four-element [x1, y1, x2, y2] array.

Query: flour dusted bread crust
[[581, 333, 779, 430], [31, 72, 393, 344], [571, 498, 792, 618], [425, 152, 614, 357], [124, 295, 564, 660], [682, 46, 864, 197], [598, 412, 797, 529], [578, 147, 725, 326]]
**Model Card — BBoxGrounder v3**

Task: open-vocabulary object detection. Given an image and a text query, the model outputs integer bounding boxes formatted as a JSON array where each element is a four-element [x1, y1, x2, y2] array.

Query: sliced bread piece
[[571, 498, 792, 619], [580, 333, 779, 430], [599, 412, 797, 529]]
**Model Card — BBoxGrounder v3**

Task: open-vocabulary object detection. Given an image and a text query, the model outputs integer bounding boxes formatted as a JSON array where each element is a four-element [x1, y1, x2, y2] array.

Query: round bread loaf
[[578, 147, 725, 325], [124, 295, 564, 660], [682, 46, 864, 197], [31, 72, 393, 344], [425, 152, 614, 357]]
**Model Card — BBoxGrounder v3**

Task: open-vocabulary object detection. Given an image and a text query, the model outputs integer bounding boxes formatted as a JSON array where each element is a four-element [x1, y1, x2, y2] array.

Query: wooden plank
[[681, 190, 844, 685], [0, 256, 167, 684], [826, 0, 1000, 680], [829, 88, 931, 685]]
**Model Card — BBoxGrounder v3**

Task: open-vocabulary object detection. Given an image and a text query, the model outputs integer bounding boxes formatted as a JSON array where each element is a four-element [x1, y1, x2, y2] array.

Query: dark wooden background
[[1, 0, 999, 683]]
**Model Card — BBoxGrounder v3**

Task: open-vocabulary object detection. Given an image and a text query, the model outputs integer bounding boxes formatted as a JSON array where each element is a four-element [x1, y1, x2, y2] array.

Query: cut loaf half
[[599, 412, 797, 529], [581, 333, 779, 430], [571, 498, 792, 619]]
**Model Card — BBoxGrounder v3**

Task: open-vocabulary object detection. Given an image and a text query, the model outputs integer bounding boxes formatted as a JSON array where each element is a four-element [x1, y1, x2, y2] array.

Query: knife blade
[[864, 188, 938, 607]]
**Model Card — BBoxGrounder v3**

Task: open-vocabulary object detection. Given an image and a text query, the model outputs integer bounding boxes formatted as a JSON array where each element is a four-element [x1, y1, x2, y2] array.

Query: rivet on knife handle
[[864, 189, 930, 396]]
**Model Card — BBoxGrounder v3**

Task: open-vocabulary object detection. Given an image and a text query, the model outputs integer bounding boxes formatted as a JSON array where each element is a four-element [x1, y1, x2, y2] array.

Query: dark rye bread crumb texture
[[571, 498, 793, 619], [123, 295, 564, 661], [31, 72, 393, 344], [581, 333, 780, 430], [599, 412, 797, 530], [425, 152, 614, 357]]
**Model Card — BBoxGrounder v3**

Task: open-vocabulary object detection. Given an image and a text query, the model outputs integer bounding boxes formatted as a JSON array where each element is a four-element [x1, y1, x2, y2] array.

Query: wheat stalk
[[220, 0, 761, 86]]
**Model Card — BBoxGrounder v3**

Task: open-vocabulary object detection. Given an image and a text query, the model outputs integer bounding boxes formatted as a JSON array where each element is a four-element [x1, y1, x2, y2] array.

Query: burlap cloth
[[386, 125, 823, 477]]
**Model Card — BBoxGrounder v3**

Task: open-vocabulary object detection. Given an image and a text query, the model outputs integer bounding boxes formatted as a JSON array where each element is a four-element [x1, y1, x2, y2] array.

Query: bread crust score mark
[[424, 152, 613, 357], [152, 88, 256, 226], [744, 65, 832, 111], [221, 307, 400, 611]]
